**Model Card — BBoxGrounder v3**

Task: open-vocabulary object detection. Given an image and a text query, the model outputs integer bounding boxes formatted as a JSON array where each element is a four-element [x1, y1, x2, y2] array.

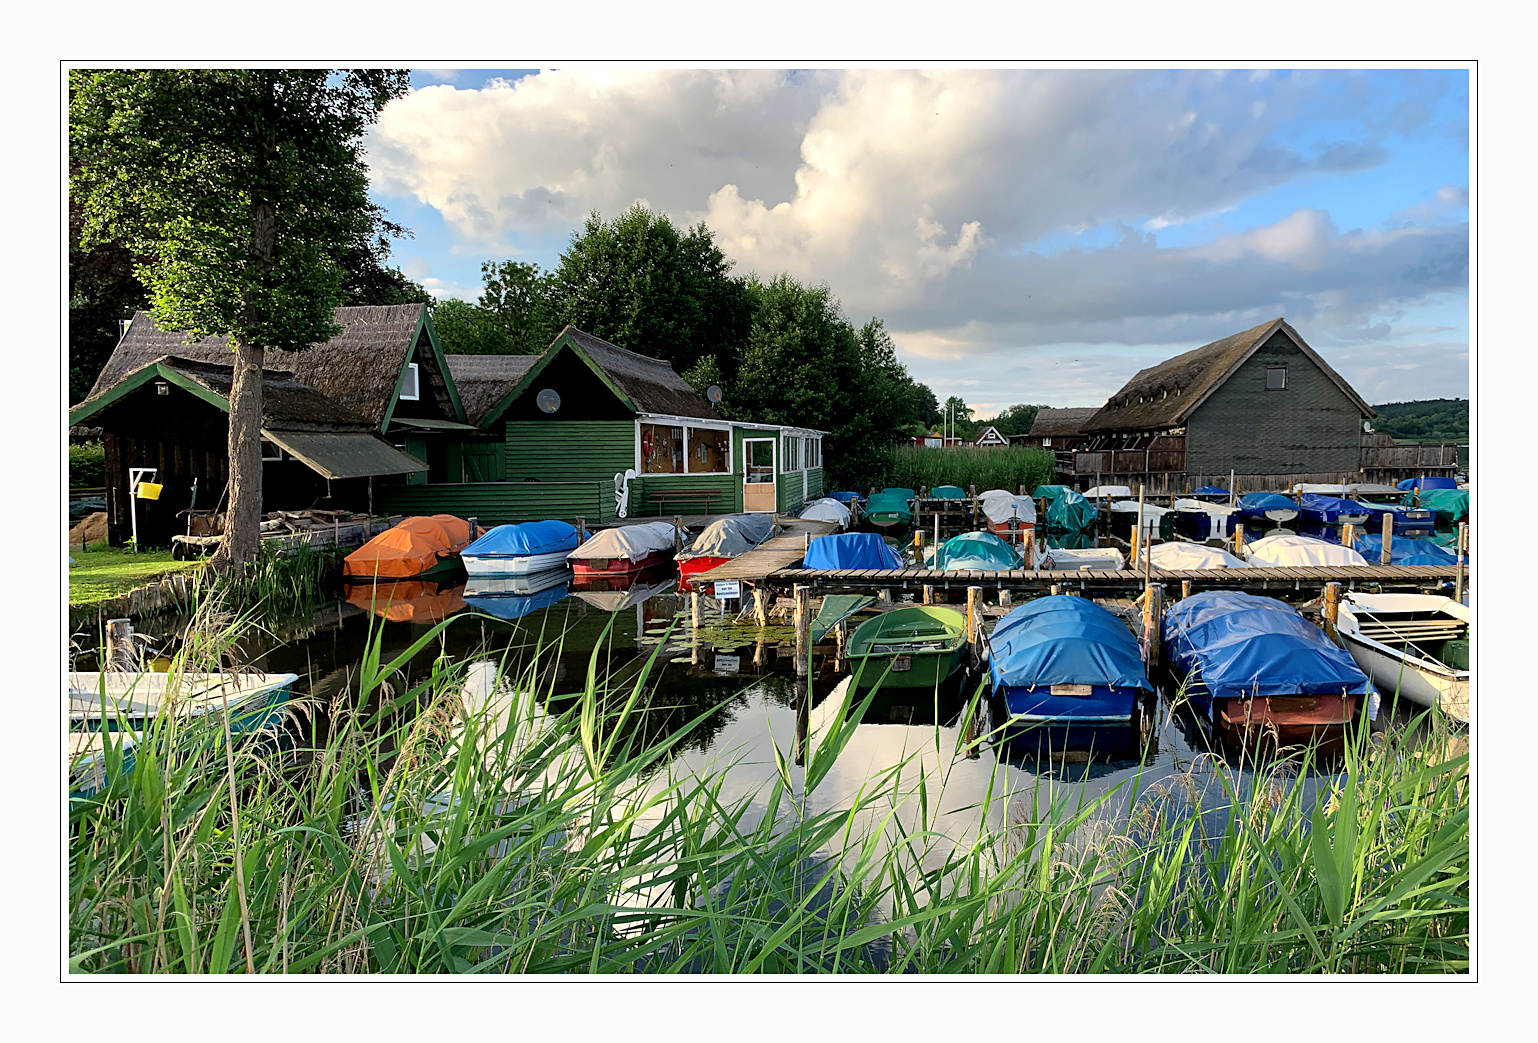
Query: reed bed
[[67, 609, 1468, 974], [888, 445, 1056, 497]]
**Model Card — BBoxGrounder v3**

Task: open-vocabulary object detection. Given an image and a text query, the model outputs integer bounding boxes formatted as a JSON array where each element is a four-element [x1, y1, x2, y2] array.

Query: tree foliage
[[1370, 399, 1469, 443]]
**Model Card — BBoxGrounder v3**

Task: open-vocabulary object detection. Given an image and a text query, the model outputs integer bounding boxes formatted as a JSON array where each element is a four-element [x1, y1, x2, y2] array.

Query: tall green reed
[[889, 445, 1056, 497]]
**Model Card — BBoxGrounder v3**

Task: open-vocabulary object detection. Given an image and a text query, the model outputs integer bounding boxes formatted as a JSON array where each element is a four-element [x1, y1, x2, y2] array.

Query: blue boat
[[1169, 498, 1238, 540], [934, 530, 1023, 572], [1162, 591, 1372, 740], [1350, 499, 1436, 536], [805, 532, 903, 570], [1191, 484, 1231, 499], [988, 596, 1154, 725], [1349, 534, 1463, 566], [1398, 477, 1458, 491], [1236, 492, 1300, 524], [827, 491, 866, 505], [462, 520, 580, 576], [1297, 493, 1371, 527]]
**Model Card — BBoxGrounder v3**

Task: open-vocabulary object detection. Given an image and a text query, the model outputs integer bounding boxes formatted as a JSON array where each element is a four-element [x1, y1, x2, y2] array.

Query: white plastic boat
[[799, 497, 852, 529], [1144, 541, 1249, 570], [69, 671, 298, 727], [1243, 533, 1369, 568], [461, 521, 580, 576], [1036, 546, 1126, 571], [1338, 593, 1469, 722]]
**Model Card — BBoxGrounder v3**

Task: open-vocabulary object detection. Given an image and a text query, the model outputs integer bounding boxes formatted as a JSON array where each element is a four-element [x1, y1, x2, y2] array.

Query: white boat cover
[[977, 489, 1037, 525], [1108, 500, 1168, 540], [1037, 546, 1126, 570], [573, 574, 679, 612], [1146, 541, 1248, 570], [1244, 533, 1369, 568], [798, 497, 852, 529], [1346, 483, 1403, 497], [1291, 483, 1349, 494], [1170, 498, 1238, 516], [1083, 485, 1133, 499], [678, 513, 775, 561], [568, 520, 679, 562]]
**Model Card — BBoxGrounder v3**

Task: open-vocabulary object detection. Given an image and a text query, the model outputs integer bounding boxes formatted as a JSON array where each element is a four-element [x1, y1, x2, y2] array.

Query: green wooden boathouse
[[380, 326, 827, 524]]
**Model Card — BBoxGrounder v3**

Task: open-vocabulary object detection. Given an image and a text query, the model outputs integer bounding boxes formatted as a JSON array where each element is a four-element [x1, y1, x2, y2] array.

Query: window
[[1265, 367, 1287, 390], [808, 437, 821, 469], [640, 423, 685, 474], [1042, 437, 1052, 447], [260, 439, 283, 462], [400, 362, 420, 401], [687, 427, 730, 473], [783, 434, 802, 472]]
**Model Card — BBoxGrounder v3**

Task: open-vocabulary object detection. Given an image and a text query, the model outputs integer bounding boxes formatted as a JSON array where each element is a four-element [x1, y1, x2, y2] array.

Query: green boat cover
[[930, 485, 966, 499], [881, 487, 916, 500], [1044, 488, 1097, 531], [1033, 484, 1070, 502], [812, 594, 878, 643], [865, 491, 914, 521], [936, 530, 1024, 571], [1412, 488, 1469, 523]]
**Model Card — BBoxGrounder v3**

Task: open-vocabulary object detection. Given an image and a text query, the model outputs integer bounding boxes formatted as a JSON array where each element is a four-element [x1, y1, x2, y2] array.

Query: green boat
[[864, 490, 914, 535], [848, 606, 968, 692]]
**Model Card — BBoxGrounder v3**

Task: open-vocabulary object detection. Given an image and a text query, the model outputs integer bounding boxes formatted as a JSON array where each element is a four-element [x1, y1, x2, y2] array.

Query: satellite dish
[[707, 385, 723, 404], [536, 388, 561, 414], [1363, 420, 1374, 433]]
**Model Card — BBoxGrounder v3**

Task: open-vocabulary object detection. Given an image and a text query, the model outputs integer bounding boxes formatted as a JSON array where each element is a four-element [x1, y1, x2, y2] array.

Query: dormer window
[[1266, 366, 1287, 390], [400, 362, 420, 401]]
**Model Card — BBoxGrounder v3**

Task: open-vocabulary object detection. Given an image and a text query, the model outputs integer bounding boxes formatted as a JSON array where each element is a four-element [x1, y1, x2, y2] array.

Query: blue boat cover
[[1398, 477, 1458, 490], [805, 532, 903, 570], [989, 596, 1153, 692], [465, 581, 571, 621], [463, 520, 579, 558], [1044, 488, 1097, 531], [827, 491, 865, 504], [1192, 485, 1231, 496], [936, 531, 1023, 570], [930, 485, 966, 499], [1237, 492, 1299, 514], [1162, 591, 1371, 701], [1350, 534, 1462, 566], [1299, 493, 1370, 522]]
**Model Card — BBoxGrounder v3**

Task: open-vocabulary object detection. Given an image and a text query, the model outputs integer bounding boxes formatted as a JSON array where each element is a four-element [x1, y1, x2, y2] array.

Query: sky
[[364, 67, 1470, 416]]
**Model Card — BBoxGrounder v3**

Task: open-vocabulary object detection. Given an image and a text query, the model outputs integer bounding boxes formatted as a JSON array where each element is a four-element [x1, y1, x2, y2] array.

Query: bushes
[[70, 441, 105, 488]]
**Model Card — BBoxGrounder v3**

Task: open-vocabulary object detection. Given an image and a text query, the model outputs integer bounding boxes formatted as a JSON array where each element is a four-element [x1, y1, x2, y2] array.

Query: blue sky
[[365, 68, 1469, 412]]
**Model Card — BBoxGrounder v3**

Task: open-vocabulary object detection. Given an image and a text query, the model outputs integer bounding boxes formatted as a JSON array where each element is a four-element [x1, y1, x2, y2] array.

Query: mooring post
[[794, 584, 811, 678], [691, 590, 702, 629], [1380, 513, 1393, 566], [1341, 522, 1356, 550], [804, 531, 811, 553], [835, 619, 848, 670], [1129, 516, 1141, 569], [754, 585, 769, 627], [913, 530, 924, 560], [970, 487, 979, 528], [966, 586, 983, 669], [105, 617, 136, 673], [1142, 582, 1164, 669], [674, 516, 685, 554], [1455, 522, 1466, 601], [1323, 581, 1342, 645], [922, 584, 934, 605], [1181, 579, 1192, 600], [999, 587, 1012, 609], [1234, 522, 1246, 557], [576, 515, 587, 541], [1050, 584, 1060, 596]]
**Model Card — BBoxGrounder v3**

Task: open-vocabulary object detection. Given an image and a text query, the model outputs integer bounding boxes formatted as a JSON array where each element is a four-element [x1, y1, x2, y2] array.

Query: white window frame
[[260, 438, 284, 462], [634, 414, 735, 477], [399, 362, 420, 401]]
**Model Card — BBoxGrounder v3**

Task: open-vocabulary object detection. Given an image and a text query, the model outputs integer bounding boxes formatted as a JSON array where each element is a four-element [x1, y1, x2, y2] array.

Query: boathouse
[[72, 303, 469, 545], [1066, 318, 1452, 492], [381, 326, 828, 525], [972, 425, 1008, 447]]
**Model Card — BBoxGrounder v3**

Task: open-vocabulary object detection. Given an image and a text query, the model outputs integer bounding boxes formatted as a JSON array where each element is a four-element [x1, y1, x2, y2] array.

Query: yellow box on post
[[135, 481, 163, 500]]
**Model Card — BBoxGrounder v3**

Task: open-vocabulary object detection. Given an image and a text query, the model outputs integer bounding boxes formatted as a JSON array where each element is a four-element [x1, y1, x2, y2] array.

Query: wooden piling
[[1322, 582, 1342, 645], [576, 515, 587, 542], [965, 586, 983, 668], [754, 585, 769, 627], [105, 618, 136, 672], [691, 590, 702, 629], [794, 585, 811, 678], [1234, 523, 1246, 557], [1181, 579, 1191, 600], [1380, 513, 1393, 566], [1142, 582, 1164, 669], [835, 619, 848, 669], [999, 588, 1012, 609], [1341, 522, 1356, 549], [674, 516, 685, 554], [922, 584, 934, 605], [913, 530, 924, 559], [1050, 584, 1060, 596]]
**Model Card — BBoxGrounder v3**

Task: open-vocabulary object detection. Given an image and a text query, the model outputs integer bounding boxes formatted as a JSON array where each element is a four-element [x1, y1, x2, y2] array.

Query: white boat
[[1036, 545, 1126, 571], [798, 497, 852, 529], [69, 670, 298, 727], [1082, 485, 1133, 501], [461, 521, 581, 576], [1243, 533, 1369, 568], [1337, 593, 1470, 722], [1144, 541, 1248, 570]]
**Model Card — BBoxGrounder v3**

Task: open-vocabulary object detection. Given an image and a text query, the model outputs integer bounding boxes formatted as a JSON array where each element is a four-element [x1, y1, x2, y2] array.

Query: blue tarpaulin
[[804, 532, 903, 570], [989, 597, 1153, 691], [1350, 534, 1462, 566], [1192, 485, 1231, 496], [827, 491, 865, 504], [1237, 492, 1299, 515], [1162, 591, 1371, 702], [936, 530, 1023, 570], [1299, 493, 1370, 524], [1398, 477, 1458, 491], [463, 520, 579, 558]]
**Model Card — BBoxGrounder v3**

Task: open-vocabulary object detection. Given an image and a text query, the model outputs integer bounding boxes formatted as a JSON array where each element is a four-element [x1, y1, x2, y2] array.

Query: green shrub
[[70, 441, 106, 488]]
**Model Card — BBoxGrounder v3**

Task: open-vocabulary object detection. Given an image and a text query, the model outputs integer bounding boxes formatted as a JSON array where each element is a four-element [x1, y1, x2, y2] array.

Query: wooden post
[[794, 585, 811, 678], [933, 514, 940, 552], [576, 515, 587, 541], [966, 586, 983, 669], [1341, 522, 1356, 550], [1234, 522, 1246, 557], [754, 585, 769, 627], [105, 618, 136, 673], [835, 619, 848, 670], [922, 584, 934, 605], [1050, 584, 1060, 596], [1455, 522, 1466, 601], [691, 590, 702, 629], [804, 531, 811, 552], [877, 587, 891, 605], [674, 516, 685, 554], [1142, 582, 1164, 669], [1380, 513, 1393, 566], [467, 517, 477, 542], [1129, 517, 1141, 569], [1181, 579, 1191, 600], [913, 530, 924, 559], [1322, 582, 1342, 646], [999, 588, 1012, 609]]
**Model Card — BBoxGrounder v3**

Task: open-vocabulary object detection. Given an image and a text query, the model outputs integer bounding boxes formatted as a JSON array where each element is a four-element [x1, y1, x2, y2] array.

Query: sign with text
[[713, 580, 741, 600], [713, 655, 740, 675]]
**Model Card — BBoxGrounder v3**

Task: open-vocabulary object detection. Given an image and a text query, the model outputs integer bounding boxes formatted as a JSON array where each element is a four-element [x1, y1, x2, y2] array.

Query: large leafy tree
[[70, 69, 409, 567]]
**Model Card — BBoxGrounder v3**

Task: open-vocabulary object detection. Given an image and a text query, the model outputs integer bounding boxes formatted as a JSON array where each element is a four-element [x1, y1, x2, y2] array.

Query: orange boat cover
[[343, 515, 480, 579], [346, 580, 468, 622]]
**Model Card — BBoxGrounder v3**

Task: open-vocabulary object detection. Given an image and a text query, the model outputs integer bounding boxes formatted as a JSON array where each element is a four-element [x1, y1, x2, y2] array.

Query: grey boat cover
[[677, 513, 775, 561], [799, 497, 852, 528], [569, 520, 680, 561], [977, 489, 1037, 525]]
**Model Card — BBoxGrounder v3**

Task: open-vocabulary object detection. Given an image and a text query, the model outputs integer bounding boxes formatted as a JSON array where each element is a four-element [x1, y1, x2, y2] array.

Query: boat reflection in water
[[993, 719, 1151, 783], [463, 568, 572, 622], [344, 579, 468, 623]]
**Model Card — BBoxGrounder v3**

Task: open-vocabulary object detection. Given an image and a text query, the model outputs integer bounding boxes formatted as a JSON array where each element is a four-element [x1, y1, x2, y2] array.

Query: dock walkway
[[690, 516, 840, 586], [768, 563, 1461, 594]]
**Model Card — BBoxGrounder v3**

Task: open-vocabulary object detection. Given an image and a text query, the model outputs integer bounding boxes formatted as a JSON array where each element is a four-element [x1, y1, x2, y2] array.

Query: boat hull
[[677, 555, 733, 584], [462, 550, 570, 576], [983, 519, 1035, 541], [1341, 633, 1469, 722], [851, 646, 966, 692], [570, 548, 675, 577], [1000, 683, 1140, 724], [1211, 692, 1358, 740]]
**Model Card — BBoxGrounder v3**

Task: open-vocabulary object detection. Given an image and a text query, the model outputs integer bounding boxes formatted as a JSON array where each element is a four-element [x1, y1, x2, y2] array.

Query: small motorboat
[[346, 579, 469, 622], [1162, 590, 1373, 741], [1043, 488, 1097, 532], [568, 521, 680, 577], [1082, 485, 1133, 503], [988, 595, 1153, 725], [1346, 499, 1436, 537], [805, 532, 903, 570], [1168, 498, 1239, 541], [929, 485, 967, 500], [863, 489, 914, 534], [1106, 500, 1172, 542], [1409, 488, 1469, 525], [827, 491, 866, 506], [1188, 484, 1232, 501], [1236, 492, 1300, 525], [1297, 493, 1370, 528], [1144, 541, 1248, 570], [848, 606, 968, 695], [461, 520, 580, 576], [675, 513, 776, 584], [464, 568, 572, 622], [343, 515, 482, 581], [1243, 533, 1369, 568], [976, 489, 1036, 541], [798, 497, 852, 530], [1037, 545, 1126, 571], [933, 530, 1024, 572], [1398, 477, 1458, 491], [1337, 593, 1469, 722]]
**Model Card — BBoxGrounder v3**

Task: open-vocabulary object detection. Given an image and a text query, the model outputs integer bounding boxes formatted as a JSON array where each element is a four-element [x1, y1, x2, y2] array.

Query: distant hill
[[1371, 399, 1468, 443]]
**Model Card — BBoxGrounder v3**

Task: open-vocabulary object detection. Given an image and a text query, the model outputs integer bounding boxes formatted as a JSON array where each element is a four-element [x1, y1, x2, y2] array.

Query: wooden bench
[[648, 489, 720, 516]]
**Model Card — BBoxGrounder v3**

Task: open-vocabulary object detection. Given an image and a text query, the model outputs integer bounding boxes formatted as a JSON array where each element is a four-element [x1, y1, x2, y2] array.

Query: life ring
[[642, 430, 655, 458]]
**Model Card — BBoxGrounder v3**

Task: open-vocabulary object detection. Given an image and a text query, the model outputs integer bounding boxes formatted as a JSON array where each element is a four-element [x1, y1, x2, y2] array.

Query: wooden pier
[[689, 515, 840, 586], [767, 563, 1460, 594]]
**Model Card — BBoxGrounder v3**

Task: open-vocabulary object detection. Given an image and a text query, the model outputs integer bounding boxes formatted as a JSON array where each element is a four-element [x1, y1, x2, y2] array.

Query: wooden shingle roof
[[446, 354, 540, 426], [1027, 407, 1099, 438], [1083, 318, 1374, 433], [563, 327, 720, 419]]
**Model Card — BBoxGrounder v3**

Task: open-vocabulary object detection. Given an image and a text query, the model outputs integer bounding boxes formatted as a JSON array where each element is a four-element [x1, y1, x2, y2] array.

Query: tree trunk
[[211, 339, 264, 570]]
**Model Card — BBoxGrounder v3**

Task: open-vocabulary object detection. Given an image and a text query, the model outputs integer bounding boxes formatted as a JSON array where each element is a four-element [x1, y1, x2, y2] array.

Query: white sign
[[714, 655, 740, 674], [713, 580, 741, 599]]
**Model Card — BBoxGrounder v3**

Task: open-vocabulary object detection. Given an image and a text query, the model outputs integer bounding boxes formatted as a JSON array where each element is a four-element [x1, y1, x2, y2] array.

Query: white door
[[743, 438, 776, 512]]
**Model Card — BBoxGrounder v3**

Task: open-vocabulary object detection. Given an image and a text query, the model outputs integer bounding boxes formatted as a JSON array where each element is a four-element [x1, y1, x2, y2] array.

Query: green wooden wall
[[380, 480, 614, 525], [504, 420, 634, 478], [629, 473, 740, 515]]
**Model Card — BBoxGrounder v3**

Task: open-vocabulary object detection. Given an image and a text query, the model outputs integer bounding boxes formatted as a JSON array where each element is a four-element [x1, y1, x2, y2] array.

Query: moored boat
[[804, 532, 904, 570], [1162, 590, 1372, 741], [1168, 498, 1239, 541], [675, 513, 776, 584], [1143, 541, 1248, 570], [934, 530, 1024, 572], [461, 520, 580, 576], [977, 489, 1037, 541], [1337, 593, 1469, 722], [1243, 533, 1368, 568], [988, 596, 1154, 726], [1297, 493, 1370, 527], [848, 606, 968, 694], [568, 520, 680, 577], [1037, 545, 1126, 571], [863, 489, 914, 534], [1236, 492, 1300, 525], [798, 497, 853, 530], [929, 485, 966, 499], [1347, 534, 1461, 566], [343, 514, 481, 581], [1043, 488, 1097, 532]]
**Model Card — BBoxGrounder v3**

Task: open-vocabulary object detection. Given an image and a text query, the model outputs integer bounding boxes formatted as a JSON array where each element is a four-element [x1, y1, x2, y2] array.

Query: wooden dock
[[767, 563, 1461, 594], [689, 516, 840, 586]]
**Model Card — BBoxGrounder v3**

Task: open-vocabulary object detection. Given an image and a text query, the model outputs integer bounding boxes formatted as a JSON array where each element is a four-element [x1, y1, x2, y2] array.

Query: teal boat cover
[[865, 491, 913, 521], [930, 485, 966, 499], [811, 594, 877, 643], [936, 530, 1024, 571], [1413, 488, 1469, 522], [1044, 488, 1097, 531], [1033, 484, 1070, 502], [881, 487, 916, 499], [989, 596, 1153, 691]]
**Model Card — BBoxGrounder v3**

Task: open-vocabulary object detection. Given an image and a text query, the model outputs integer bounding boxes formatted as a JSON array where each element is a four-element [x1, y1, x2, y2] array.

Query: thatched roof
[[564, 327, 719, 419], [446, 354, 539, 425], [69, 355, 375, 431], [1027, 407, 1099, 438], [1083, 318, 1374, 433], [89, 304, 431, 427]]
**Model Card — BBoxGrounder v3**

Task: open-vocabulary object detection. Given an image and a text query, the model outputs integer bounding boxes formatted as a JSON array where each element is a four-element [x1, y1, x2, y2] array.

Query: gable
[[493, 343, 637, 422]]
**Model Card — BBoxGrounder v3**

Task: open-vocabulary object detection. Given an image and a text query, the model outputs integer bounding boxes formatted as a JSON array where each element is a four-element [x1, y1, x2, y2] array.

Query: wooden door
[[743, 438, 776, 512]]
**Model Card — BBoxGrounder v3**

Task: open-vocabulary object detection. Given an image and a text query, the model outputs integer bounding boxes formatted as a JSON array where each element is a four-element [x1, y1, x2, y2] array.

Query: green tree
[[941, 396, 977, 440], [984, 403, 1049, 439], [478, 260, 559, 353], [429, 297, 514, 355], [71, 69, 410, 567]]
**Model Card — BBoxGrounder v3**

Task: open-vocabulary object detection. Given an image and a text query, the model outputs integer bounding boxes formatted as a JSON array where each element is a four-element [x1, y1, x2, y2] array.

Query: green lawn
[[68, 544, 204, 606]]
